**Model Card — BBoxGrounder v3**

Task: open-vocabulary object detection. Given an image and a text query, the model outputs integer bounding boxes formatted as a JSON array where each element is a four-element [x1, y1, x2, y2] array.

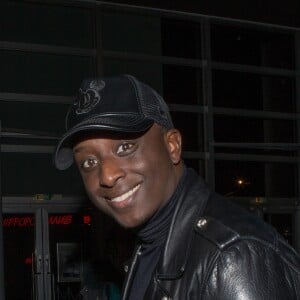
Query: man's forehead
[[71, 128, 151, 148]]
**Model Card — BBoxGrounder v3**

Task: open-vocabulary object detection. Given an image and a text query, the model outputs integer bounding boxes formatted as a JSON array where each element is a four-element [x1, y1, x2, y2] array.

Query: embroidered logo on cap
[[74, 80, 106, 114]]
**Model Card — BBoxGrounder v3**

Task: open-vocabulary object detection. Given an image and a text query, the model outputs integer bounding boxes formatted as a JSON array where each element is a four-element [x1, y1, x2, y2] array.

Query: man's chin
[[114, 215, 148, 229]]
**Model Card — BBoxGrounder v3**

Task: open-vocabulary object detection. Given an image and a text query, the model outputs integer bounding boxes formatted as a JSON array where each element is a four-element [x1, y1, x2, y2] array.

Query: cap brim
[[54, 116, 154, 170]]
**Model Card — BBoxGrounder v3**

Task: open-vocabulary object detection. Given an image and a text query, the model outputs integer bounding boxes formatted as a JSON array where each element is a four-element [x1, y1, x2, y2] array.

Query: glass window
[[265, 214, 293, 244], [214, 115, 264, 143], [0, 101, 69, 136], [171, 111, 204, 152], [211, 24, 295, 69], [214, 145, 297, 157], [163, 65, 202, 105], [103, 58, 163, 93], [215, 160, 296, 197], [0, 50, 95, 95], [1, 153, 85, 195], [215, 160, 265, 197], [260, 76, 295, 113], [101, 10, 161, 55], [214, 115, 295, 143], [183, 159, 205, 177], [161, 18, 202, 59], [262, 119, 296, 143], [264, 163, 296, 197], [3, 213, 34, 300], [212, 70, 262, 110], [212, 70, 295, 113], [0, 2, 94, 48]]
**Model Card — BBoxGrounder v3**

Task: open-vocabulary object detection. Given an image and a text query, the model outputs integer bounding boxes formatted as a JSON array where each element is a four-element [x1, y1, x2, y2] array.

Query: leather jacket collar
[[156, 169, 210, 279]]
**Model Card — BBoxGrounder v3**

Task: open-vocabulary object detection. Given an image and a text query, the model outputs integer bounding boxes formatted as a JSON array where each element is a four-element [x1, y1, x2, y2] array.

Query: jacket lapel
[[156, 169, 211, 280]]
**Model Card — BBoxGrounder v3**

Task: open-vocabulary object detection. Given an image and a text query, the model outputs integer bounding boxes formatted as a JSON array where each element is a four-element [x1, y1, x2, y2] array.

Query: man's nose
[[98, 158, 125, 187]]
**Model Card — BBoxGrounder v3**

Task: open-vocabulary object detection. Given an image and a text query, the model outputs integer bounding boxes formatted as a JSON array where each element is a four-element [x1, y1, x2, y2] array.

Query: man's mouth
[[109, 184, 141, 203]]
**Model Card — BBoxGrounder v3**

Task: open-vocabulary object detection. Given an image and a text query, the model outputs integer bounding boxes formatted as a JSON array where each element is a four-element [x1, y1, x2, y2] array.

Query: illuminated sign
[[3, 217, 34, 227], [24, 257, 33, 265], [83, 215, 91, 225], [49, 215, 72, 225], [2, 215, 90, 227], [2, 215, 72, 227]]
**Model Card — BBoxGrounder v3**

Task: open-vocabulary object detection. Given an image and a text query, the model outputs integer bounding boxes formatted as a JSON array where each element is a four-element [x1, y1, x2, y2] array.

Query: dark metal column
[[295, 32, 300, 253], [201, 18, 215, 189], [293, 207, 300, 253], [0, 121, 6, 299], [34, 208, 52, 300]]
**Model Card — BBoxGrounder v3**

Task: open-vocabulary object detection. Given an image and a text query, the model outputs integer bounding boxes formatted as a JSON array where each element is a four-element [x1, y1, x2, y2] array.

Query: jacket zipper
[[121, 244, 142, 300]]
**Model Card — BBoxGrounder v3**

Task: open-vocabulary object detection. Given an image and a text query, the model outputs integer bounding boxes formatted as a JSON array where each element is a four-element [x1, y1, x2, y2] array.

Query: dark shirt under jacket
[[127, 168, 187, 300]]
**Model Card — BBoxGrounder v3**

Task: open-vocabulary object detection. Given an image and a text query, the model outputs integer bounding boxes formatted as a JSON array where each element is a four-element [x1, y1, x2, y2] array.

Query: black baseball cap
[[54, 74, 174, 170]]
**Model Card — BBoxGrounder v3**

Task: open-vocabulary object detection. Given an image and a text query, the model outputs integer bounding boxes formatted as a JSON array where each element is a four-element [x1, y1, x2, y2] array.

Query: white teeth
[[110, 184, 141, 203]]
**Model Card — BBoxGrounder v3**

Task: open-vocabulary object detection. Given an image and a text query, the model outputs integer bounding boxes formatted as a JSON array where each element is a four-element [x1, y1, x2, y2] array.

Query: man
[[55, 74, 300, 299]]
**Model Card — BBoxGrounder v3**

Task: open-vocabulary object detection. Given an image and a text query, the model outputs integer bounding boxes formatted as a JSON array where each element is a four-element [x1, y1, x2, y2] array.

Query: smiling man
[[72, 124, 182, 229], [55, 74, 300, 300]]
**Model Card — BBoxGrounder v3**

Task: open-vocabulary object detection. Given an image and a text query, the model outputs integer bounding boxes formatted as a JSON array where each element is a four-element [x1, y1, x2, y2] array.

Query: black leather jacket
[[122, 169, 300, 300]]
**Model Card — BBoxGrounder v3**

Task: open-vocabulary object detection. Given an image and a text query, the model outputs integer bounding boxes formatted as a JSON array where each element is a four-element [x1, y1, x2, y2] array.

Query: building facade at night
[[0, 0, 300, 298]]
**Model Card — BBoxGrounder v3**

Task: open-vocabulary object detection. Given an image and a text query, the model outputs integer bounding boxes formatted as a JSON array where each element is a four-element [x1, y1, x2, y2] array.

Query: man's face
[[73, 124, 183, 228]]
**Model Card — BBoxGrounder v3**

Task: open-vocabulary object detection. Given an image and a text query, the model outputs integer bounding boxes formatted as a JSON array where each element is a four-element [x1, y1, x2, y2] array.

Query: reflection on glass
[[215, 160, 296, 197], [49, 212, 129, 299], [49, 213, 84, 299]]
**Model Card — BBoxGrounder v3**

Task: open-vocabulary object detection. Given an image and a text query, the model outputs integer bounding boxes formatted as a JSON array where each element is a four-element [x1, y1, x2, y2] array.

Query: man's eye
[[116, 143, 134, 155], [81, 158, 98, 169]]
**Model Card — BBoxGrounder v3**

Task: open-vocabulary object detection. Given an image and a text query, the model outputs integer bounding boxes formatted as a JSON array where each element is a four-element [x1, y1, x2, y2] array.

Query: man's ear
[[165, 129, 182, 164]]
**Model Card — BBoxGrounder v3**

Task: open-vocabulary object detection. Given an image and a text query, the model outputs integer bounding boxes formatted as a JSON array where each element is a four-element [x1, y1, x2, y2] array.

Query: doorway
[[2, 201, 132, 300], [3, 208, 90, 299], [3, 213, 34, 299]]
